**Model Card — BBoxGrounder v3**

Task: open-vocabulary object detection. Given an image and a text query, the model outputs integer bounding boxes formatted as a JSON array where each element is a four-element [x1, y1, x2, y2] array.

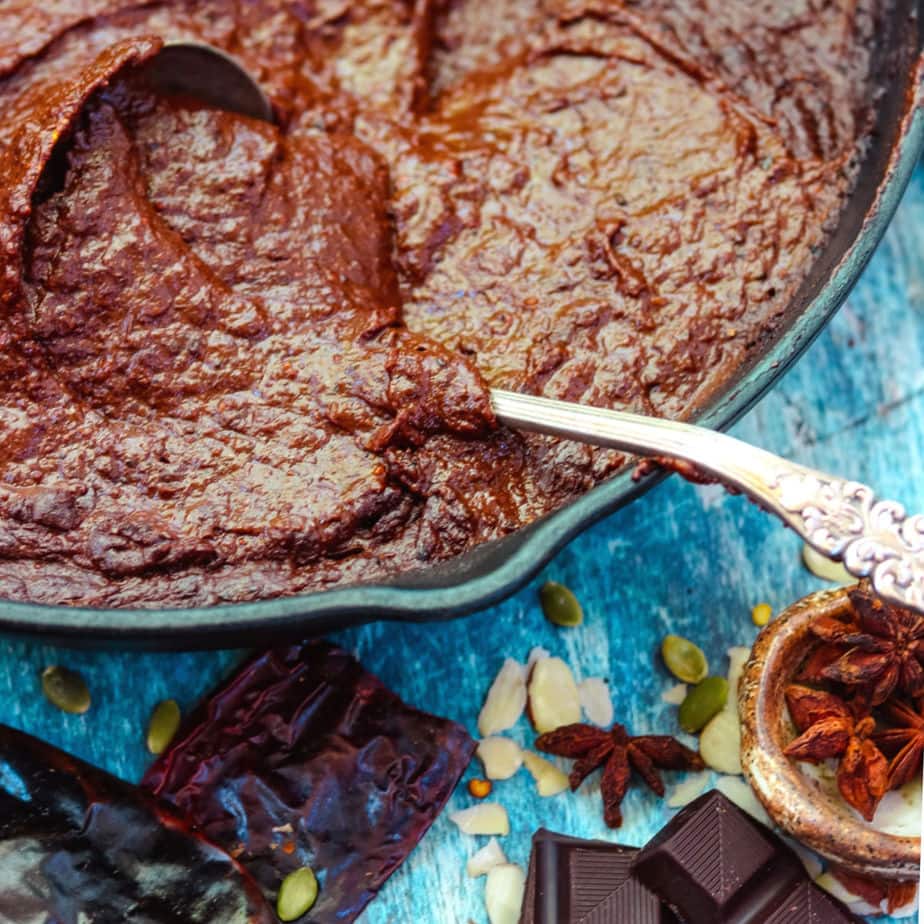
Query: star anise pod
[[809, 585, 924, 705], [797, 639, 848, 684], [783, 684, 889, 821], [873, 698, 924, 790], [535, 721, 704, 828]]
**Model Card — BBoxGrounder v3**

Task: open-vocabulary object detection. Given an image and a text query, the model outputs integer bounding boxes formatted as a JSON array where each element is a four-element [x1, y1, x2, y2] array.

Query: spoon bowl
[[141, 42, 274, 123]]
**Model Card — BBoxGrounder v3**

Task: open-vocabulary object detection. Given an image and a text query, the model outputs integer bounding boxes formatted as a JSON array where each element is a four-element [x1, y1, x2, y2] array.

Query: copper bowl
[[739, 587, 919, 880]]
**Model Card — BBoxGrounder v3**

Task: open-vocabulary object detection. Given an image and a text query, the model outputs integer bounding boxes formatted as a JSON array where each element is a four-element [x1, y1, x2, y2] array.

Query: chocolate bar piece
[[520, 829, 677, 923], [763, 880, 867, 923], [632, 791, 862, 922]]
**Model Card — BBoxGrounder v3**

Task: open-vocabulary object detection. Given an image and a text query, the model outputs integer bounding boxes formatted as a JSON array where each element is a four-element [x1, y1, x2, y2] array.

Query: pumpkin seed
[[277, 867, 319, 922], [146, 699, 181, 755], [751, 602, 772, 627], [539, 581, 583, 627], [678, 676, 728, 734], [41, 665, 91, 715], [660, 635, 708, 684]]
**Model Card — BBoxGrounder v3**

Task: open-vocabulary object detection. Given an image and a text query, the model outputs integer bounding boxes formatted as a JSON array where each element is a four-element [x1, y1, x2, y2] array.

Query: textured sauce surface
[[0, 0, 886, 607]]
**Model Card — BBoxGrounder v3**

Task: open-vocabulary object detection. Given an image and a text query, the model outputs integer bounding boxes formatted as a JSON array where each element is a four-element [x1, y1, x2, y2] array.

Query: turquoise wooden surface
[[1, 160, 921, 922]]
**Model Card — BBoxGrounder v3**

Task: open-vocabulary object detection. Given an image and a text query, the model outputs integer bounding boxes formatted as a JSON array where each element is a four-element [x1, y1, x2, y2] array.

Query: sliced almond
[[478, 659, 527, 737], [666, 770, 710, 808], [802, 544, 853, 584], [724, 646, 750, 711], [692, 648, 748, 778], [466, 838, 508, 878], [528, 656, 581, 734], [522, 750, 569, 797], [449, 803, 510, 837], [699, 709, 742, 775], [477, 736, 523, 781], [578, 677, 614, 727], [715, 775, 769, 825], [872, 779, 921, 837], [485, 863, 526, 924], [526, 646, 551, 671], [661, 682, 688, 705], [814, 872, 861, 903]]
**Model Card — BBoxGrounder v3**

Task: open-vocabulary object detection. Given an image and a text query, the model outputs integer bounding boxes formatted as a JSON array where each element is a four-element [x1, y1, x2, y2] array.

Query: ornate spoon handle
[[491, 389, 924, 613]]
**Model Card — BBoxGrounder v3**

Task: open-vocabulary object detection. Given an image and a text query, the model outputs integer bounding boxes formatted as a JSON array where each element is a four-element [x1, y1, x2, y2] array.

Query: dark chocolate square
[[632, 791, 860, 923], [762, 880, 863, 923], [519, 829, 675, 924]]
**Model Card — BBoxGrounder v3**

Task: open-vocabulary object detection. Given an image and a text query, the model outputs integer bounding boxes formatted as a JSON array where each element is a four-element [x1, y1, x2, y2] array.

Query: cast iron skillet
[[3, 4, 924, 648]]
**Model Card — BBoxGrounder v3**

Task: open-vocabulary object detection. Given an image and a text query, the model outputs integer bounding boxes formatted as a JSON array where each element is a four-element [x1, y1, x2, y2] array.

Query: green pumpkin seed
[[678, 676, 728, 734], [146, 699, 181, 755], [277, 867, 319, 922], [661, 635, 708, 684], [539, 581, 583, 627], [41, 665, 91, 715]]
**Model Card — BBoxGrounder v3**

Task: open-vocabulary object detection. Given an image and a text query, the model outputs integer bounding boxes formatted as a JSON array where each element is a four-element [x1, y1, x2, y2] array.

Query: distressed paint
[[0, 161, 922, 922]]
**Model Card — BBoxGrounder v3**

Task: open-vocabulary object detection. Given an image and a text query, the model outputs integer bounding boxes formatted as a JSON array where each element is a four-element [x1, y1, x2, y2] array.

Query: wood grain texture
[[0, 160, 921, 922]]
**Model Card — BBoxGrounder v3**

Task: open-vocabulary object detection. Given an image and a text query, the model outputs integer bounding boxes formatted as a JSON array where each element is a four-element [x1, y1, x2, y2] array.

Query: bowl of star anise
[[739, 583, 920, 901]]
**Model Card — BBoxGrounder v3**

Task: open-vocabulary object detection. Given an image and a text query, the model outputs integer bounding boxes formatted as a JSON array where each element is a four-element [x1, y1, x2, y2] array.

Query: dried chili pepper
[[143, 640, 474, 922], [783, 684, 889, 821], [536, 721, 703, 828], [0, 723, 273, 923]]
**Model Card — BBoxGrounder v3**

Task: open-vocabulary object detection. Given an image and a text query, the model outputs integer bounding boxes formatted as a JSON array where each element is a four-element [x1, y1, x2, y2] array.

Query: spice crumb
[[751, 602, 772, 627]]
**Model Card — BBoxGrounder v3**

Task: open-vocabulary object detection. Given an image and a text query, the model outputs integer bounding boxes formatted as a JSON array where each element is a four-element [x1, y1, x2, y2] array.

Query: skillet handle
[[491, 388, 924, 613]]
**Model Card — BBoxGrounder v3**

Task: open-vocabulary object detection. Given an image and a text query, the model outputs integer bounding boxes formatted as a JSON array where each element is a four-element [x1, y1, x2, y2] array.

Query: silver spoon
[[142, 42, 274, 122], [142, 42, 924, 613]]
